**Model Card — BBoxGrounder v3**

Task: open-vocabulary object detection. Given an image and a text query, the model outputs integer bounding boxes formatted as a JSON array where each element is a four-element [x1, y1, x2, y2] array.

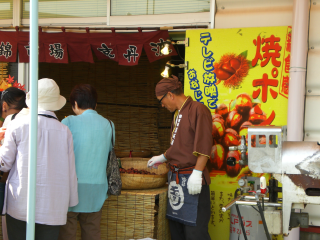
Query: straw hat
[[26, 78, 66, 111]]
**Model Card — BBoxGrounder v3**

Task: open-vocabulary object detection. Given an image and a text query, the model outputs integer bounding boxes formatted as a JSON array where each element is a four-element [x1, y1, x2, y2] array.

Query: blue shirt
[[62, 109, 114, 213]]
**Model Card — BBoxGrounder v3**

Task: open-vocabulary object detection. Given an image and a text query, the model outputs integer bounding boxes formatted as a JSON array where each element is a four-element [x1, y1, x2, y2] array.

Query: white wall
[[301, 0, 320, 227], [215, 0, 293, 29], [305, 0, 320, 142]]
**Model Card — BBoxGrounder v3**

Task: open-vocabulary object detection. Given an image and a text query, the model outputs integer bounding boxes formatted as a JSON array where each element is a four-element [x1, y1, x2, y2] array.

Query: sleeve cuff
[[193, 151, 210, 159]]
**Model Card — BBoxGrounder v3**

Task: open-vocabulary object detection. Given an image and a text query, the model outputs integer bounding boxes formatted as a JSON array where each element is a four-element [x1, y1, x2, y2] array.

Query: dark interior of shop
[[6, 42, 185, 158]]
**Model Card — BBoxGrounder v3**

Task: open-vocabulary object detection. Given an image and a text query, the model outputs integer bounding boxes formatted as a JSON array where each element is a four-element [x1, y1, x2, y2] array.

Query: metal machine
[[227, 176, 275, 240], [223, 126, 317, 239]]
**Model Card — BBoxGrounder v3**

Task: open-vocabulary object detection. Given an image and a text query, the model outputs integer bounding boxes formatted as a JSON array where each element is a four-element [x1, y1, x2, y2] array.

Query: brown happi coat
[[165, 97, 213, 185]]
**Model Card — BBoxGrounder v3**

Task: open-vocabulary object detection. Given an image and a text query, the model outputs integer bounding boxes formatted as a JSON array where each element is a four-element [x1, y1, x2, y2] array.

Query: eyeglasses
[[158, 92, 168, 105]]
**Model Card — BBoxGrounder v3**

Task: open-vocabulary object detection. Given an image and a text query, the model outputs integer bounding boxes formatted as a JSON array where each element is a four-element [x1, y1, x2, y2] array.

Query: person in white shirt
[[0, 87, 28, 128], [0, 78, 78, 240], [0, 88, 28, 240], [0, 108, 29, 240], [2, 108, 29, 129]]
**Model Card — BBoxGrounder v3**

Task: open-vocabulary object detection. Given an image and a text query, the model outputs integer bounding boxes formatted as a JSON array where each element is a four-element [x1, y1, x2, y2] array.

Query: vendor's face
[[157, 92, 176, 113]]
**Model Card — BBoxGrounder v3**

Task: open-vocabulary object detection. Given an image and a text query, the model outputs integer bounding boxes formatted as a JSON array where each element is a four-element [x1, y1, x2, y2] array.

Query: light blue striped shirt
[[62, 109, 114, 213]]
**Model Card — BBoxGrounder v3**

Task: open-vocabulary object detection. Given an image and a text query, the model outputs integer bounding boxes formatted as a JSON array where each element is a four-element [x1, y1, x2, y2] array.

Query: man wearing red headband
[[147, 75, 213, 240]]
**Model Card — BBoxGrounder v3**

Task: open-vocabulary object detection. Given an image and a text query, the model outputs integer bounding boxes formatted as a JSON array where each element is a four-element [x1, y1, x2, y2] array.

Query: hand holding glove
[[147, 154, 167, 169], [187, 169, 203, 195]]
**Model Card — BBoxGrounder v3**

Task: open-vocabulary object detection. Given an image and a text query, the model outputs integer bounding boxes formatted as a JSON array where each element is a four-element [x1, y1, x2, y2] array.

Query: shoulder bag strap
[[11, 113, 18, 120], [38, 114, 58, 120], [107, 119, 114, 148]]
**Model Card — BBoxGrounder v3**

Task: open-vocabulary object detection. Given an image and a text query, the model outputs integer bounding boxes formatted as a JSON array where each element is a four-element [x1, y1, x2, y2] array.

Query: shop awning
[[0, 30, 177, 65]]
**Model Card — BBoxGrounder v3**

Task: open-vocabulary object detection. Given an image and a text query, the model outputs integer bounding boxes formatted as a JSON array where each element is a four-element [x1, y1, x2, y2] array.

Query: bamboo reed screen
[[39, 52, 172, 156], [76, 187, 170, 240], [0, 188, 170, 240]]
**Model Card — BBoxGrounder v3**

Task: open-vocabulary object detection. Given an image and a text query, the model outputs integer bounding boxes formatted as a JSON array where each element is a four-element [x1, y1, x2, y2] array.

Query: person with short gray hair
[[58, 84, 114, 240]]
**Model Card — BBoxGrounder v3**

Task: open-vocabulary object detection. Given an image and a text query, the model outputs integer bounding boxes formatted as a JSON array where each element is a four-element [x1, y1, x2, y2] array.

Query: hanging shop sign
[[184, 26, 291, 240], [0, 30, 177, 65]]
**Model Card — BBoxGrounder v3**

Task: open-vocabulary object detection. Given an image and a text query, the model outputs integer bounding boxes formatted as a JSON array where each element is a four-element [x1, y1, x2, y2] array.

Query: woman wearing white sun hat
[[0, 78, 78, 240]]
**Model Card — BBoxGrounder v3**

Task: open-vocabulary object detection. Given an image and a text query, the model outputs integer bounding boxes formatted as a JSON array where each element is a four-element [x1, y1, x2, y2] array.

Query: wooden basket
[[121, 158, 168, 190]]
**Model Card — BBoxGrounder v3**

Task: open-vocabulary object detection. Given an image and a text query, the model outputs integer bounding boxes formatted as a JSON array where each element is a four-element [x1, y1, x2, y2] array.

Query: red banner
[[143, 31, 175, 63], [0, 31, 18, 62], [66, 32, 94, 63], [0, 30, 176, 65], [117, 44, 143, 66]]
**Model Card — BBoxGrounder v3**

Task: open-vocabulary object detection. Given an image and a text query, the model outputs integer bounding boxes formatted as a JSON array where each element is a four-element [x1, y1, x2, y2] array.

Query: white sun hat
[[26, 78, 66, 111]]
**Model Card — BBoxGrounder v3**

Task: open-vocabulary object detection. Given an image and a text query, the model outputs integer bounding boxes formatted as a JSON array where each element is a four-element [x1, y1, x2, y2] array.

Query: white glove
[[187, 169, 203, 195], [147, 154, 167, 169]]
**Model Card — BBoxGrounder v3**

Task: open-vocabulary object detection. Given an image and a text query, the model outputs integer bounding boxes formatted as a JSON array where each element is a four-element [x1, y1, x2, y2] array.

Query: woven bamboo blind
[[39, 52, 172, 156], [76, 187, 170, 240], [0, 188, 170, 240]]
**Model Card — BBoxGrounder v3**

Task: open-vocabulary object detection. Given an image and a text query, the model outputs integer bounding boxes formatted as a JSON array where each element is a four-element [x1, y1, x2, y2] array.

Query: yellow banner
[[185, 26, 291, 240]]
